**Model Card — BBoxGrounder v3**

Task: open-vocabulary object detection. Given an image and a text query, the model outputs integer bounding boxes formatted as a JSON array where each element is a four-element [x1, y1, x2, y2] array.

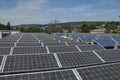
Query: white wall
[[0, 30, 20, 38], [0, 32, 2, 38]]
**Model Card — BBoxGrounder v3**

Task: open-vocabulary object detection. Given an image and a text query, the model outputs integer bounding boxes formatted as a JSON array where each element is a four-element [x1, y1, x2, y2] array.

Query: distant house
[[117, 25, 120, 29], [90, 28, 106, 33]]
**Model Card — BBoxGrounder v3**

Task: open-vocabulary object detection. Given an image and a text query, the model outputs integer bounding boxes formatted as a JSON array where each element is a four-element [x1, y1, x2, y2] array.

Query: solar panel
[[71, 35, 79, 40], [3, 54, 59, 73], [40, 40, 59, 43], [57, 52, 102, 67], [0, 48, 11, 55], [13, 46, 47, 54], [16, 43, 41, 47], [79, 36, 94, 43], [20, 38, 36, 40], [39, 38, 54, 41], [0, 40, 17, 43], [111, 35, 120, 44], [95, 35, 112, 40], [43, 42, 66, 46], [19, 40, 39, 43], [55, 33, 66, 37], [20, 35, 36, 40], [77, 45, 104, 51], [2, 33, 120, 80], [95, 49, 120, 62], [113, 39, 120, 44], [0, 70, 78, 80], [0, 43, 14, 47], [77, 62, 120, 80], [54, 37, 69, 40], [67, 42, 88, 46], [54, 36, 66, 40], [94, 39, 116, 47], [60, 39, 77, 42], [48, 46, 79, 53]]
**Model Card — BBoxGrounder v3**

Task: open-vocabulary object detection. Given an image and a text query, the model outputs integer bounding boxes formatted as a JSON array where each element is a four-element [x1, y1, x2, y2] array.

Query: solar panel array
[[57, 52, 102, 67], [0, 33, 120, 80], [13, 46, 47, 54], [77, 62, 120, 80], [54, 33, 120, 48], [3, 54, 58, 73]]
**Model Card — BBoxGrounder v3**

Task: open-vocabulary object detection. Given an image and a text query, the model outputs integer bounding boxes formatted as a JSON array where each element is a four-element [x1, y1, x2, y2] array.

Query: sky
[[0, 0, 120, 25]]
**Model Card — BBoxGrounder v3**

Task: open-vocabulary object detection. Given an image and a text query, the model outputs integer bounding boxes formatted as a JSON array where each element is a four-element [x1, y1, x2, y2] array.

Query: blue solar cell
[[79, 37, 93, 42], [71, 35, 79, 40], [114, 39, 120, 44], [55, 33, 66, 37], [95, 35, 112, 40], [111, 35, 120, 44], [77, 34, 96, 43], [94, 39, 116, 47]]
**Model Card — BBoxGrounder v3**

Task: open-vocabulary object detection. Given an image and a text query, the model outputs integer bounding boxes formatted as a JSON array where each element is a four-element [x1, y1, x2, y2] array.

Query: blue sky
[[0, 0, 120, 25]]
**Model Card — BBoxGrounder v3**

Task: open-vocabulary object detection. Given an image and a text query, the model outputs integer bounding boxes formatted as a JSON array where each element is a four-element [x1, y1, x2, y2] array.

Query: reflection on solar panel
[[77, 63, 120, 80], [48, 46, 79, 53], [95, 35, 112, 40], [43, 42, 66, 46], [0, 48, 11, 55], [57, 52, 102, 67], [13, 47, 47, 54], [111, 35, 120, 44], [94, 38, 116, 47], [16, 43, 41, 47], [3, 54, 59, 73], [0, 70, 78, 80], [0, 56, 3, 66], [95, 49, 120, 62], [78, 45, 104, 51]]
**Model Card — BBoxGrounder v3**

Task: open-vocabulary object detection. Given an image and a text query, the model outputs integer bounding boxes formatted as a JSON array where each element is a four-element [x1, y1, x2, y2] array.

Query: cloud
[[0, 0, 120, 25], [0, 2, 92, 25], [47, 5, 91, 12], [16, 0, 47, 10], [0, 0, 48, 25], [69, 5, 91, 11]]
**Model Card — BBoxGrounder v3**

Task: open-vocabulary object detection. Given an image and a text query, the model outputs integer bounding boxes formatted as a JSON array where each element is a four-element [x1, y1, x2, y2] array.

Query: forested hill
[[13, 21, 107, 27]]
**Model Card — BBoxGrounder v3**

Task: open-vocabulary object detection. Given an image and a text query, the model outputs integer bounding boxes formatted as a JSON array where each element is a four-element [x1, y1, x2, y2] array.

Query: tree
[[45, 26, 63, 33], [26, 27, 44, 32], [80, 24, 90, 33], [0, 22, 6, 30], [88, 23, 97, 30], [104, 21, 118, 33], [63, 24, 74, 33], [0, 23, 3, 30], [7, 22, 11, 30], [46, 20, 63, 33]]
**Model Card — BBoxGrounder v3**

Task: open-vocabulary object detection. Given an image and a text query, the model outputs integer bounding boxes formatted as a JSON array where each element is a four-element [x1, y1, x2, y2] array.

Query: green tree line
[[0, 21, 120, 33]]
